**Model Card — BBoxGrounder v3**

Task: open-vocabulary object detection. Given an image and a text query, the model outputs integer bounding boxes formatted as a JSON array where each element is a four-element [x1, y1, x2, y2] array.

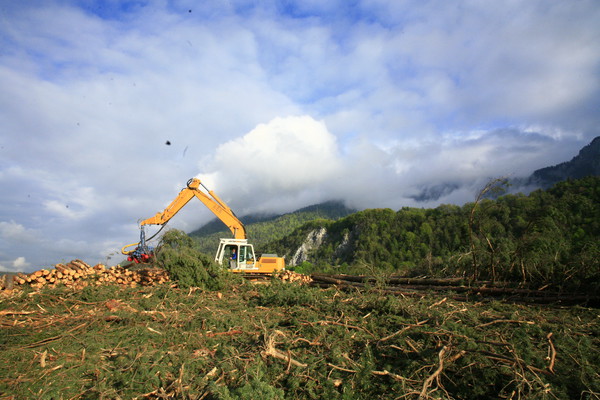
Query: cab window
[[240, 246, 254, 263]]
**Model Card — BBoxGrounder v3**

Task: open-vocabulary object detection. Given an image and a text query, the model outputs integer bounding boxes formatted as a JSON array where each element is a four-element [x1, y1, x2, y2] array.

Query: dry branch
[[261, 332, 307, 368], [477, 319, 535, 328], [328, 363, 357, 373], [205, 329, 244, 338], [0, 310, 35, 317], [471, 349, 552, 377], [379, 319, 428, 342], [372, 369, 414, 382], [547, 333, 556, 373], [419, 346, 448, 399]]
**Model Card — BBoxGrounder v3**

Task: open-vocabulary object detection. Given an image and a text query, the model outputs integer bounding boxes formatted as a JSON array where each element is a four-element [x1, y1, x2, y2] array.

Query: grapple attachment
[[122, 228, 154, 263]]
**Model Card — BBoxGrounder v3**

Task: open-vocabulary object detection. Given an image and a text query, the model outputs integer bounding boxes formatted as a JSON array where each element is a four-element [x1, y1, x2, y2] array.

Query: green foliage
[[0, 283, 598, 399], [155, 229, 240, 290], [287, 261, 314, 274], [254, 279, 326, 307], [267, 177, 600, 292], [210, 363, 286, 400]]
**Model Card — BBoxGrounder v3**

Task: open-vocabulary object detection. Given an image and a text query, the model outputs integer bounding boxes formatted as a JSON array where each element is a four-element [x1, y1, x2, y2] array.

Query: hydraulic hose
[[121, 223, 168, 255]]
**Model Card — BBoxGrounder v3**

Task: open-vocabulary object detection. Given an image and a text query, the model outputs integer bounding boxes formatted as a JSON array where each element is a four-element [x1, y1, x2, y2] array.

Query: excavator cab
[[215, 238, 284, 273], [216, 239, 256, 270]]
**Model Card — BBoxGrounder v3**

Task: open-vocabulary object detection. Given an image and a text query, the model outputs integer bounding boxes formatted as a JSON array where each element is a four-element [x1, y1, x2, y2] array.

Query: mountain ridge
[[189, 200, 357, 254], [527, 136, 600, 188]]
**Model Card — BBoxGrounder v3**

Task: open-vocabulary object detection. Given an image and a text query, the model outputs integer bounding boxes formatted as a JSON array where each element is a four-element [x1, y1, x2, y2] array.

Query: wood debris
[[309, 273, 600, 306]]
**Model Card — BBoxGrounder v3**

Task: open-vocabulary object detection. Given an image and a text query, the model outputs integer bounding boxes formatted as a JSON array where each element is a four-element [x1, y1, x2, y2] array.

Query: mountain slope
[[189, 200, 356, 254], [527, 136, 600, 188]]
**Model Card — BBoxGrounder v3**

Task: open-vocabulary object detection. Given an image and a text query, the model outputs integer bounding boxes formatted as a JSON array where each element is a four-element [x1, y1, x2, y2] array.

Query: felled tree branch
[[379, 319, 428, 343], [419, 346, 448, 399], [261, 331, 307, 368], [547, 332, 556, 373]]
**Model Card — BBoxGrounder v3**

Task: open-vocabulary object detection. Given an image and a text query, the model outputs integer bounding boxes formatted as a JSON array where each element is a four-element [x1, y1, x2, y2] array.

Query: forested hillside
[[189, 201, 356, 254], [271, 177, 600, 292]]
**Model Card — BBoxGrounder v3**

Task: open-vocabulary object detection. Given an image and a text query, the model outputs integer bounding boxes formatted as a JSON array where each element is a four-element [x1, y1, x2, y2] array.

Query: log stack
[[3, 260, 169, 291], [278, 270, 313, 284]]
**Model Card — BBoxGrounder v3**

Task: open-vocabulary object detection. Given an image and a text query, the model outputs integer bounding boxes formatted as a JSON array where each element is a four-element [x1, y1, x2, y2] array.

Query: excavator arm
[[140, 178, 246, 239], [122, 178, 246, 262]]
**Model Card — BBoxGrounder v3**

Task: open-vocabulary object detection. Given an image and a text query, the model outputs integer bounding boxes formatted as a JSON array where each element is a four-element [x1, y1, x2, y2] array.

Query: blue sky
[[1, 0, 599, 272]]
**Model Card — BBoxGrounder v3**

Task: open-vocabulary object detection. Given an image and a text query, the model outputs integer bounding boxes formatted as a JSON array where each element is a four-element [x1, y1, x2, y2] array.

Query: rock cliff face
[[289, 227, 358, 267], [291, 227, 328, 265], [333, 230, 353, 260]]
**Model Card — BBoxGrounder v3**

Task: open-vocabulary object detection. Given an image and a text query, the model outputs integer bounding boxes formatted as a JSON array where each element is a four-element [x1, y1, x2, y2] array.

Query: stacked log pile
[[239, 270, 313, 284], [2, 260, 169, 291], [1, 262, 314, 291], [278, 270, 313, 284]]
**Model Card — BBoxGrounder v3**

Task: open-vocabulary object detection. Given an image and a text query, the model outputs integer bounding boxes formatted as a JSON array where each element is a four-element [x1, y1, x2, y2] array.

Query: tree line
[[270, 176, 599, 292]]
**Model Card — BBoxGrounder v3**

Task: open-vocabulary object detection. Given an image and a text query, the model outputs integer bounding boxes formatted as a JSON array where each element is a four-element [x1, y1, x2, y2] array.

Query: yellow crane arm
[[122, 178, 247, 258], [140, 178, 247, 239]]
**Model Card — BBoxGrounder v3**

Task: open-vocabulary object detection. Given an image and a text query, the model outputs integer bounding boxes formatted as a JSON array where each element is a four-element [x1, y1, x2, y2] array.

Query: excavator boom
[[139, 178, 246, 239], [122, 178, 246, 260]]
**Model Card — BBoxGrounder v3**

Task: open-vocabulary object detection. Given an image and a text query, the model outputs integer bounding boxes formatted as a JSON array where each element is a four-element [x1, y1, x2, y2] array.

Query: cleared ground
[[1, 278, 598, 399]]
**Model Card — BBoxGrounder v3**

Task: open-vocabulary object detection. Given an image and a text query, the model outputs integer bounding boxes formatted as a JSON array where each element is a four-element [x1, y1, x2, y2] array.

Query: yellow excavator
[[121, 178, 285, 273]]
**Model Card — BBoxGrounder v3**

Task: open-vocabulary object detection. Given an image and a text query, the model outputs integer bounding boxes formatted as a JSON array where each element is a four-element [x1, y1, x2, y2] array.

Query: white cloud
[[0, 221, 38, 243], [200, 115, 344, 214], [13, 256, 28, 269], [0, 256, 29, 273]]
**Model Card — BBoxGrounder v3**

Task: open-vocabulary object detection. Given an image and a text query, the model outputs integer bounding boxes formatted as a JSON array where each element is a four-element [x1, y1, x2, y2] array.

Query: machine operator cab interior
[[216, 238, 257, 271]]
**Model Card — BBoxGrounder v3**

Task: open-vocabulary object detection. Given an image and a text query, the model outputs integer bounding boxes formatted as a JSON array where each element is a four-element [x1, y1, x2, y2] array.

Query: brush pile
[[2, 260, 169, 291]]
